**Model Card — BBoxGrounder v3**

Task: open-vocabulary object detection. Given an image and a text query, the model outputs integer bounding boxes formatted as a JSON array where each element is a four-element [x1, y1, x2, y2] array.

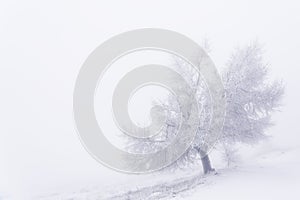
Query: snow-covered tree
[[126, 42, 284, 174], [221, 43, 284, 144]]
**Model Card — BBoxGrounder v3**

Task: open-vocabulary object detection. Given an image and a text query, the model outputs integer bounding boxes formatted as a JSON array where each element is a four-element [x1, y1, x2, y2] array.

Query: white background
[[0, 0, 300, 199]]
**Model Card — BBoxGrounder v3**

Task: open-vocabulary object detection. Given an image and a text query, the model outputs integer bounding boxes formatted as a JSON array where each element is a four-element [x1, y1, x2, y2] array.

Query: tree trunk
[[198, 149, 215, 174]]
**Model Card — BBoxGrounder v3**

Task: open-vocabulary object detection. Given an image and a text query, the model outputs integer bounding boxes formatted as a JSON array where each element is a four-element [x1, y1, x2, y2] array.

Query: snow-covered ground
[[27, 142, 300, 200], [176, 145, 300, 200]]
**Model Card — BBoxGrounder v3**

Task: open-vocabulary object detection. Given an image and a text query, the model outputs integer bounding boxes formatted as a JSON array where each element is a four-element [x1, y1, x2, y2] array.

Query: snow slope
[[31, 143, 300, 200], [173, 145, 300, 200]]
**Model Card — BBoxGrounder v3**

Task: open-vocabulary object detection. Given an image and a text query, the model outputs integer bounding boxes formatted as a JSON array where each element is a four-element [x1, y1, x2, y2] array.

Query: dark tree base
[[201, 153, 215, 174]]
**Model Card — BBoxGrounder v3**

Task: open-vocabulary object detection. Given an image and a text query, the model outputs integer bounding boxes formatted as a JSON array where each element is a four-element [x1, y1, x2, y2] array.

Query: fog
[[0, 0, 299, 199]]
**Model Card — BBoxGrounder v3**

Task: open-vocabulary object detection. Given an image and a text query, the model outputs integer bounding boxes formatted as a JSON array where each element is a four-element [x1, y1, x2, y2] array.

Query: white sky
[[0, 0, 299, 199]]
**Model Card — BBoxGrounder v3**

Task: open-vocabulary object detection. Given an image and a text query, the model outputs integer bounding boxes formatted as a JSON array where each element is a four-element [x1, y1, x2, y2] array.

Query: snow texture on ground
[[28, 144, 300, 200]]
